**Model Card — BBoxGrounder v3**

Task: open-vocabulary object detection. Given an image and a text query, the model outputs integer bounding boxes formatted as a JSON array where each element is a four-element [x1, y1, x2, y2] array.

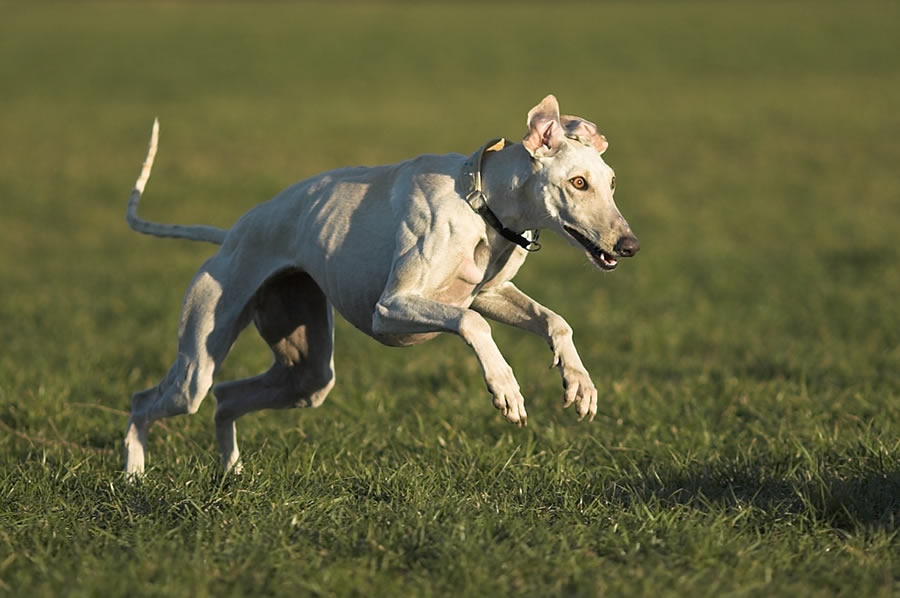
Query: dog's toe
[[495, 393, 527, 426], [575, 391, 597, 422]]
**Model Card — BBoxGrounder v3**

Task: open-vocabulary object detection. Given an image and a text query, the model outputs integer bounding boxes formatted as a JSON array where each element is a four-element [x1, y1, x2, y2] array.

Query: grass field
[[2, 1, 899, 596]]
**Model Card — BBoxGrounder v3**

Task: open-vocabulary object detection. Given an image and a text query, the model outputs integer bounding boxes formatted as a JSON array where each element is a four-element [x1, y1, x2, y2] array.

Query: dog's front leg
[[471, 282, 598, 421], [373, 295, 527, 425]]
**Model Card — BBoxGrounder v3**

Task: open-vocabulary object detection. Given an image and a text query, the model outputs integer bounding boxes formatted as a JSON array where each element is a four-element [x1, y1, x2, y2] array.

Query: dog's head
[[522, 95, 639, 271]]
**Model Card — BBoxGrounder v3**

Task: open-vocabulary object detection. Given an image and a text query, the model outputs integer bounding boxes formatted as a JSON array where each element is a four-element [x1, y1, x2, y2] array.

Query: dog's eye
[[570, 176, 588, 191], [610, 175, 616, 191]]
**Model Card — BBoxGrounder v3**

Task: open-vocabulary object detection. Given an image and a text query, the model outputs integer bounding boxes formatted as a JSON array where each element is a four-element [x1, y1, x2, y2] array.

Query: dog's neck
[[479, 143, 543, 236]]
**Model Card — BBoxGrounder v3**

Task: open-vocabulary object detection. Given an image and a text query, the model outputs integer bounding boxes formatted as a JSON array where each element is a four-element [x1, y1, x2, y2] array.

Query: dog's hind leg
[[212, 270, 335, 473], [124, 258, 254, 476]]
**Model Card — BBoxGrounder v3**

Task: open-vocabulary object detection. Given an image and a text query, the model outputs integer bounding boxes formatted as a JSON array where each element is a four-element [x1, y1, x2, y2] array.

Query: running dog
[[123, 95, 639, 474]]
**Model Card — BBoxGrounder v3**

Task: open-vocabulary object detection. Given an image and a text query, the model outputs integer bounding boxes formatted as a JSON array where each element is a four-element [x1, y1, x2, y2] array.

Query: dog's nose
[[614, 235, 640, 257]]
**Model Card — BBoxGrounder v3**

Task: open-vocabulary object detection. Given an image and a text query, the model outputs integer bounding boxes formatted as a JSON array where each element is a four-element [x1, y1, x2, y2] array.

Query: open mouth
[[563, 226, 618, 271]]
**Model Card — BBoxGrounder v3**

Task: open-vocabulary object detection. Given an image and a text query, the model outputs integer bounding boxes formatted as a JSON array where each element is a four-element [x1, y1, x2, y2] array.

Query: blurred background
[[3, 1, 897, 410]]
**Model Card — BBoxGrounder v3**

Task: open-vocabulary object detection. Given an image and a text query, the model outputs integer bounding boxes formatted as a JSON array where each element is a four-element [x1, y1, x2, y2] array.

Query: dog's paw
[[492, 390, 528, 427], [486, 368, 527, 426], [561, 366, 598, 422]]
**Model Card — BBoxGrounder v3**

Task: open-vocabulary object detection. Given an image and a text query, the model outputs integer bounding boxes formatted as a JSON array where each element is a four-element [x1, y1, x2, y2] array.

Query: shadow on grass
[[605, 460, 900, 533]]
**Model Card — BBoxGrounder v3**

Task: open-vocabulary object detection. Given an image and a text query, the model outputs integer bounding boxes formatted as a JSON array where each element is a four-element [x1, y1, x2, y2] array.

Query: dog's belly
[[327, 278, 476, 348], [372, 331, 442, 347], [321, 272, 479, 349], [329, 292, 443, 347]]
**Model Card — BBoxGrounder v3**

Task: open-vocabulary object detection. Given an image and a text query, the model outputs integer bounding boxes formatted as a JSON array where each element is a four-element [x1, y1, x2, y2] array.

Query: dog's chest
[[435, 239, 519, 305]]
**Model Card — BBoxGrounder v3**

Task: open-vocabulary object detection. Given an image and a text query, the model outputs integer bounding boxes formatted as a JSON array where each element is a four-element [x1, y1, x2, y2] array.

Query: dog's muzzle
[[564, 226, 639, 271]]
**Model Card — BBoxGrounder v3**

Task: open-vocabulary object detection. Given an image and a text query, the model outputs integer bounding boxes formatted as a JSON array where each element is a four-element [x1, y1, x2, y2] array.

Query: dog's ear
[[561, 115, 608, 154], [523, 94, 565, 157]]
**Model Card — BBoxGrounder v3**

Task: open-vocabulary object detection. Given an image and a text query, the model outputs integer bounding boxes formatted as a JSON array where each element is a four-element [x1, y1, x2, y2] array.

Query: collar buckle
[[465, 189, 488, 213]]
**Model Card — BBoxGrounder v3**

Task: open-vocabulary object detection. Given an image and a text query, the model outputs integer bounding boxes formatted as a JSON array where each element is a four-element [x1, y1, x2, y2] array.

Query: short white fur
[[123, 95, 639, 475]]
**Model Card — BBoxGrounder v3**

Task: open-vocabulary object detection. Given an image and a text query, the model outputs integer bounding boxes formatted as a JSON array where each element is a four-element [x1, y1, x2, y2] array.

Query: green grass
[[1, 1, 899, 596]]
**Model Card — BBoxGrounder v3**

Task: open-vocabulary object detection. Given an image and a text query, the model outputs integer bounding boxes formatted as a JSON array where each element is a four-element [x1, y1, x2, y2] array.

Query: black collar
[[461, 139, 541, 252]]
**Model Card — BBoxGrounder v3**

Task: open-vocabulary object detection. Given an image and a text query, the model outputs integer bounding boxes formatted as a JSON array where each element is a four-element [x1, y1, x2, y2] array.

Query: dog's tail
[[126, 118, 228, 245]]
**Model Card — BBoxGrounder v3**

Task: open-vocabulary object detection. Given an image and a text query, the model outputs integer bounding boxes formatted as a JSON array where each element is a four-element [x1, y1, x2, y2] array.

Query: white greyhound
[[123, 95, 640, 475]]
